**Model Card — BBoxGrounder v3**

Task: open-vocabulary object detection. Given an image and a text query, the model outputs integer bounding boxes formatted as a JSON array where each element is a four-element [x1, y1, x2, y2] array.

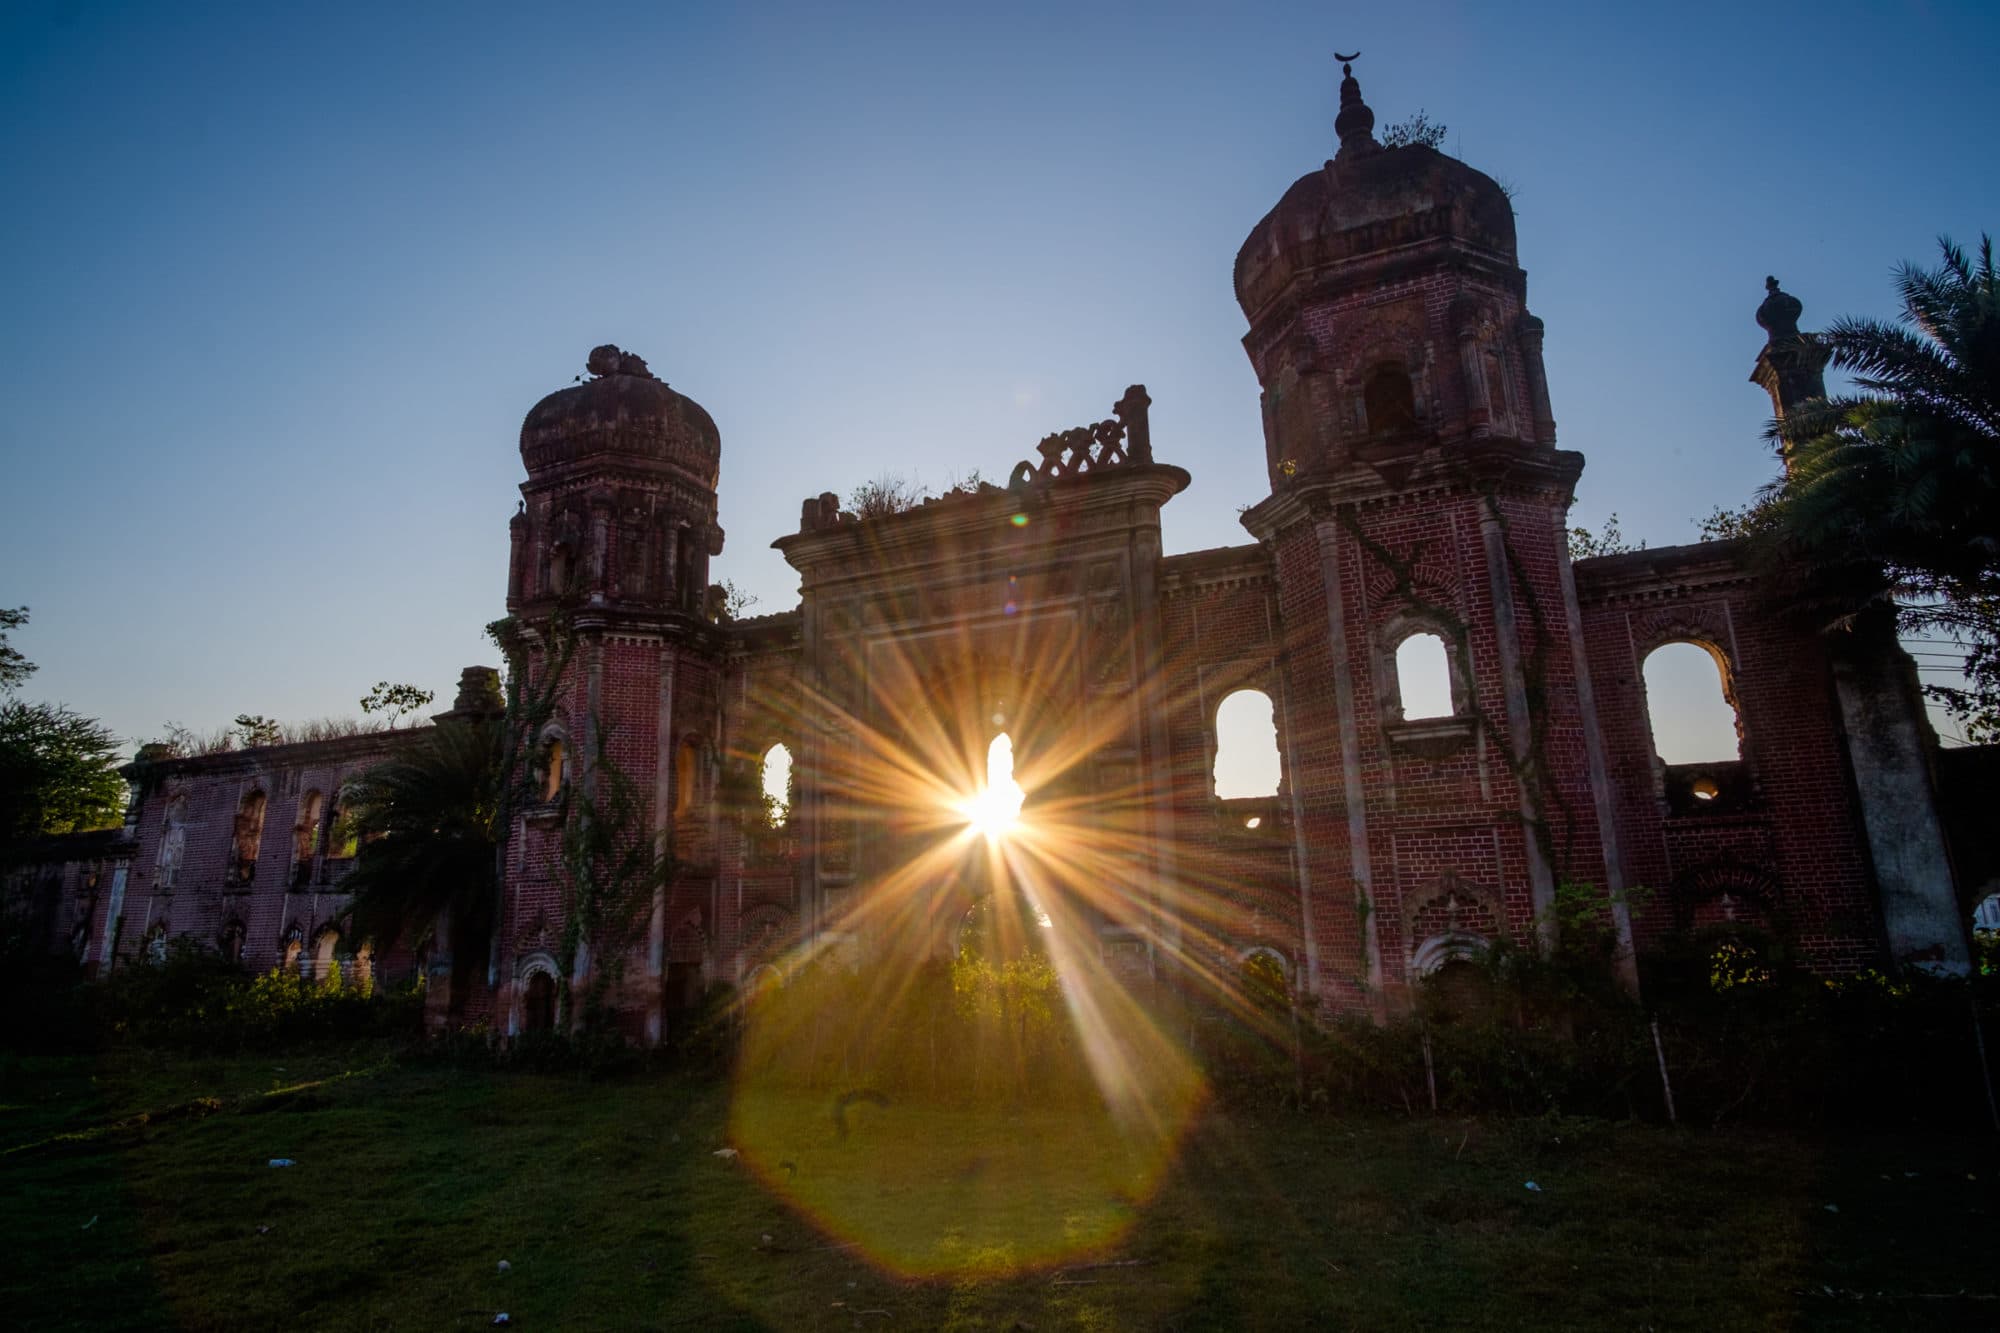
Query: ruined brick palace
[[15, 66, 1975, 1037]]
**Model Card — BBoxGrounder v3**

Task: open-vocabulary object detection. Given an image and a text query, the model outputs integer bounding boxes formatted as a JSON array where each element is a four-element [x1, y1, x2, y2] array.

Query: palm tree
[[1762, 234, 2000, 736], [336, 717, 507, 1001]]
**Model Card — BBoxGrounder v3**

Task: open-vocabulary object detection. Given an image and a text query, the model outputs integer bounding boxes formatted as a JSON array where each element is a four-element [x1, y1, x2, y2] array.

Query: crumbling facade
[[16, 67, 1976, 1034]]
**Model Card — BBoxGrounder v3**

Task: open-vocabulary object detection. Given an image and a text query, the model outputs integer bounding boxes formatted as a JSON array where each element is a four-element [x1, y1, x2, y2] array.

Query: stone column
[[1831, 612, 1969, 974], [1130, 524, 1181, 956], [507, 507, 529, 606], [798, 588, 823, 948], [1515, 313, 1557, 444], [1552, 509, 1638, 990], [1475, 498, 1558, 941], [1273, 669, 1323, 996], [647, 650, 679, 1044], [1312, 512, 1384, 1008]]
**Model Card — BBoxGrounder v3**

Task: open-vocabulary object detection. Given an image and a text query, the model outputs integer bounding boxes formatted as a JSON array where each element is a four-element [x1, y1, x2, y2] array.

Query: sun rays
[[958, 732, 1026, 843], [724, 586, 1291, 1277]]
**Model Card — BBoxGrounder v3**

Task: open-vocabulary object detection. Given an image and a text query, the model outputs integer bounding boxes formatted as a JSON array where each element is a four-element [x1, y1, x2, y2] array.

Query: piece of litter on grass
[[1524, 1181, 1541, 1192], [712, 1147, 739, 1160], [268, 1159, 296, 1168], [497, 1260, 511, 1273], [256, 1226, 271, 1236], [492, 1316, 510, 1327], [1824, 1204, 1839, 1213], [81, 1216, 97, 1230]]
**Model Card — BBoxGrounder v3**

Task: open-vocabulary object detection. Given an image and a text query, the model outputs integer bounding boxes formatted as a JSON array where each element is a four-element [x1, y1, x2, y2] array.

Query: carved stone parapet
[[1006, 384, 1153, 487]]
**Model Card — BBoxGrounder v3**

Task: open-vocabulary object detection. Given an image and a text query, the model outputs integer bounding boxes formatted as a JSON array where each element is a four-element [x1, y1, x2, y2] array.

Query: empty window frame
[[1212, 690, 1281, 799], [1392, 632, 1455, 721]]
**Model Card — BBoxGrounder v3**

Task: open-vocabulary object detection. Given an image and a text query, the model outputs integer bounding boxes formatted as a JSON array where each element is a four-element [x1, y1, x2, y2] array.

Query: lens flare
[[719, 598, 1296, 1280]]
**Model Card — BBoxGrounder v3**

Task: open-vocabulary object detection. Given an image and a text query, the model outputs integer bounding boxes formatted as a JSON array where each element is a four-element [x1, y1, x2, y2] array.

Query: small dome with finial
[[1234, 55, 1516, 320], [519, 344, 720, 489], [1334, 53, 1377, 157], [1756, 276, 1804, 340]]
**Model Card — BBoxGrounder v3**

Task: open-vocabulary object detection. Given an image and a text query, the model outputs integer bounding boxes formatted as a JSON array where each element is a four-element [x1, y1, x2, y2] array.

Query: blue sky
[[3, 0, 1996, 756]]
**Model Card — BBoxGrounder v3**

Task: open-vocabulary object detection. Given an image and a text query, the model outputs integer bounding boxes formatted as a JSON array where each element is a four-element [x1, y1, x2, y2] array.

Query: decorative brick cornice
[[1239, 441, 1583, 541], [1572, 539, 1756, 608], [1159, 543, 1276, 596]]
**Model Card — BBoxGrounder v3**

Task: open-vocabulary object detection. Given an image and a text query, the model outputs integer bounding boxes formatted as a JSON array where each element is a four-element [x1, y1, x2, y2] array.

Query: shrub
[[5, 939, 425, 1054]]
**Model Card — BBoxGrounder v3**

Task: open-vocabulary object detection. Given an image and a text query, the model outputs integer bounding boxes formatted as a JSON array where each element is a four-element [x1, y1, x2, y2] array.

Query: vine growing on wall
[[1335, 489, 1583, 890], [553, 732, 678, 1031]]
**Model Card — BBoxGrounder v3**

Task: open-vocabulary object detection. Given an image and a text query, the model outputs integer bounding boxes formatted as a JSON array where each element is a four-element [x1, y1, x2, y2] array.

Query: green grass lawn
[[3, 1045, 1995, 1331]]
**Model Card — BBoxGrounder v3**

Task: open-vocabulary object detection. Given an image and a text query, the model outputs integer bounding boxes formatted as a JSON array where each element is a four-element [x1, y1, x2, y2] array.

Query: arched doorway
[[523, 971, 557, 1033]]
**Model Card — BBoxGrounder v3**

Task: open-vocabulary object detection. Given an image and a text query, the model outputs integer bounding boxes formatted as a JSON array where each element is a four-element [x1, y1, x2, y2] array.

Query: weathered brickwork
[[19, 67, 1971, 1031], [1575, 545, 1882, 972]]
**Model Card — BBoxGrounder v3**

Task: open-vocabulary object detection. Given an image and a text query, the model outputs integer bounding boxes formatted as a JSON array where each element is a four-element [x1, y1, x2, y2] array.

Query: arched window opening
[[292, 790, 323, 887], [227, 791, 267, 886], [759, 743, 792, 828], [1364, 364, 1418, 436], [219, 920, 246, 966], [1213, 689, 1282, 799], [1642, 642, 1741, 766], [956, 887, 1050, 963], [548, 540, 574, 596], [293, 790, 323, 862], [326, 792, 358, 860], [143, 923, 168, 965], [157, 795, 187, 890], [1241, 950, 1289, 1010], [1484, 347, 1511, 421], [281, 930, 303, 974], [313, 930, 342, 987], [674, 737, 706, 819], [1394, 633, 1455, 720], [542, 735, 566, 802]]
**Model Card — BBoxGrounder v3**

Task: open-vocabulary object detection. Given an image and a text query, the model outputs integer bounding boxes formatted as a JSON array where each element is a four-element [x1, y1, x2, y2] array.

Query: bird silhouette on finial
[[1334, 50, 1375, 153]]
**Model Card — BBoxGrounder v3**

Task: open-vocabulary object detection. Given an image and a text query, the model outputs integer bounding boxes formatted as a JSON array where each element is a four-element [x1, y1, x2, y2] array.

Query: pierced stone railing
[[795, 385, 1155, 532], [1005, 384, 1153, 488]]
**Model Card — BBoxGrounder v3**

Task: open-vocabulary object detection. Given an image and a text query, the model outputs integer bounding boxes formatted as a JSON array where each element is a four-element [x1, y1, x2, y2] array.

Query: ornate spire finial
[[1756, 276, 1804, 340], [1333, 50, 1377, 157]]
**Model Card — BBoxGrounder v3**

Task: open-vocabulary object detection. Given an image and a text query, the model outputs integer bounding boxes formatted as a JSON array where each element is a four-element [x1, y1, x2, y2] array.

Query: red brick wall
[[1158, 549, 1304, 995], [1576, 554, 1880, 972]]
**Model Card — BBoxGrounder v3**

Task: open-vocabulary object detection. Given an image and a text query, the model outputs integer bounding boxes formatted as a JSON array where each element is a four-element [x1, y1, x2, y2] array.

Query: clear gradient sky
[[3, 1, 1996, 759]]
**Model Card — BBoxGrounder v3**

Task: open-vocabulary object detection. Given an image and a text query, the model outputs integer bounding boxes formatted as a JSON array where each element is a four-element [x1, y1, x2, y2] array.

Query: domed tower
[[509, 344, 724, 616], [1237, 61, 1630, 1012], [1234, 60, 1556, 479], [497, 344, 729, 1044]]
